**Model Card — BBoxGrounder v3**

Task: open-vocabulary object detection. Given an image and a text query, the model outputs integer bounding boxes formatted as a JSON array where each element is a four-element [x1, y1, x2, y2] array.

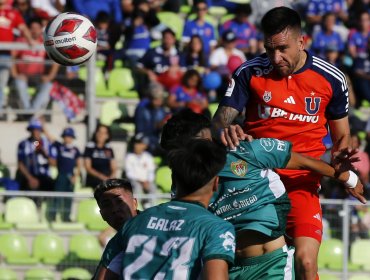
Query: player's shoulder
[[234, 54, 273, 77], [310, 54, 347, 88]]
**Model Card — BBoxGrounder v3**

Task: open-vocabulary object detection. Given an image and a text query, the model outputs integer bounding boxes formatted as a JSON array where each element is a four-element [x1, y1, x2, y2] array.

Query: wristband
[[345, 170, 358, 189]]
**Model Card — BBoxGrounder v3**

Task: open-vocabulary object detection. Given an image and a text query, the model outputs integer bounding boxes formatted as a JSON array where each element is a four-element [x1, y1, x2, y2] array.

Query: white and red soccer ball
[[44, 12, 97, 66]]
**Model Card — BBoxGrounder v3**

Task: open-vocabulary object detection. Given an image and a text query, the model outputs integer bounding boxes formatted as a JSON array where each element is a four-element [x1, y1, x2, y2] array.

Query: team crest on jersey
[[231, 160, 247, 177], [305, 96, 321, 115], [219, 231, 235, 251], [263, 91, 272, 103]]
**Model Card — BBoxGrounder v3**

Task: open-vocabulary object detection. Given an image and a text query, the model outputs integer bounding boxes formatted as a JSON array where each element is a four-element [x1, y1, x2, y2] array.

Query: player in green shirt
[[111, 139, 235, 280], [93, 179, 139, 279], [160, 109, 365, 280]]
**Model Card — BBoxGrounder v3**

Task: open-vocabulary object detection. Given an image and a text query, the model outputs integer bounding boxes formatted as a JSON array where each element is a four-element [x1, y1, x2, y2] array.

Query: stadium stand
[[68, 234, 102, 262], [32, 233, 66, 265], [61, 267, 92, 280], [76, 199, 109, 231], [4, 197, 48, 230], [0, 268, 17, 280], [0, 233, 38, 265], [155, 165, 172, 193], [24, 268, 55, 280], [351, 239, 370, 271]]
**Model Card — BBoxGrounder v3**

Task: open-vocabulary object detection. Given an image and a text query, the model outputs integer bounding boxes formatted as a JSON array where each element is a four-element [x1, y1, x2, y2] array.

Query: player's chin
[[276, 67, 292, 77]]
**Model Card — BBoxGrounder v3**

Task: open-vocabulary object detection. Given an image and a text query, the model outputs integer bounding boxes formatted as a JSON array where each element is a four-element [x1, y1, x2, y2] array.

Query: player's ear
[[133, 198, 138, 210], [298, 34, 305, 51]]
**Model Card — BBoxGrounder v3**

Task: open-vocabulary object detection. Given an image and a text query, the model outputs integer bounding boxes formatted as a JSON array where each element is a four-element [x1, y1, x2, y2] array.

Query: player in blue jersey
[[160, 109, 365, 280], [109, 139, 235, 280]]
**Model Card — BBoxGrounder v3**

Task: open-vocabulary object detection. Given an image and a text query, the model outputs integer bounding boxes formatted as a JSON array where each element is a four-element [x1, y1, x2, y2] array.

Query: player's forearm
[[328, 117, 351, 153], [202, 259, 229, 280], [287, 152, 350, 182], [211, 106, 239, 138]]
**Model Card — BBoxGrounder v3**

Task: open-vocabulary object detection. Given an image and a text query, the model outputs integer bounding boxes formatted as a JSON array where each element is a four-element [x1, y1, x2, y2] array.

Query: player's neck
[[294, 50, 307, 73], [176, 195, 210, 208]]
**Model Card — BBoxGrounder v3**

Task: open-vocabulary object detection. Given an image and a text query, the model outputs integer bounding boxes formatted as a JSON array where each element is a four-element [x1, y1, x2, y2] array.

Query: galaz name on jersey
[[147, 217, 185, 231]]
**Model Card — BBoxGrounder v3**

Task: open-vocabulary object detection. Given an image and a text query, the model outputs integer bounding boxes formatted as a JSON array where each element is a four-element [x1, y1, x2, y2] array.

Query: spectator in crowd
[[93, 178, 139, 279], [134, 82, 169, 156], [168, 69, 209, 116], [11, 18, 59, 113], [348, 10, 370, 59], [352, 37, 370, 105], [351, 131, 370, 187], [13, 0, 49, 25], [16, 118, 54, 192], [0, 0, 35, 116], [365, 118, 370, 162], [137, 28, 182, 92], [306, 0, 349, 40], [323, 45, 341, 67], [131, 0, 162, 41], [84, 124, 117, 189], [30, 0, 65, 17], [182, 0, 217, 56], [123, 9, 151, 67], [180, 34, 209, 73], [72, 0, 122, 23], [56, 65, 86, 96], [219, 3, 258, 58], [249, 0, 293, 28], [124, 133, 156, 209], [49, 127, 82, 221], [209, 30, 246, 76], [347, 0, 370, 29], [310, 12, 345, 59], [209, 30, 246, 99], [95, 11, 115, 71]]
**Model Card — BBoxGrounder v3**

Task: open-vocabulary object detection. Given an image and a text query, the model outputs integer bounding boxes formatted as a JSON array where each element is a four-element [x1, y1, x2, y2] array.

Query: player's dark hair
[[160, 109, 211, 151], [261, 6, 302, 36], [94, 178, 133, 205], [168, 139, 226, 196]]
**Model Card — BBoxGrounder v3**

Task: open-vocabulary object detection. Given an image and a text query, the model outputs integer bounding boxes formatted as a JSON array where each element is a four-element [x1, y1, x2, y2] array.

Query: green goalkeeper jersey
[[209, 138, 292, 238], [116, 200, 235, 280]]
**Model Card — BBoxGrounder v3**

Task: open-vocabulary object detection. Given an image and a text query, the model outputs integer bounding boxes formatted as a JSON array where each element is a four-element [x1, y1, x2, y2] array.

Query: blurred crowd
[[0, 0, 370, 220]]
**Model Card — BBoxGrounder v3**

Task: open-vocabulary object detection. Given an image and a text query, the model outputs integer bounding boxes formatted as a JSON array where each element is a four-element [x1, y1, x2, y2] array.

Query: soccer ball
[[44, 12, 97, 66]]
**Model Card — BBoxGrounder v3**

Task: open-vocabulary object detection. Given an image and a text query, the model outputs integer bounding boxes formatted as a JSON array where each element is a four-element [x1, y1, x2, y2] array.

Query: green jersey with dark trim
[[119, 200, 235, 280], [209, 138, 292, 237]]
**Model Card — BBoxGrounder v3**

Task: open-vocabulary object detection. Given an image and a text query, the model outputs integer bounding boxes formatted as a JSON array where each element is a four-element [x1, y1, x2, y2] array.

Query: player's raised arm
[[212, 106, 247, 149], [286, 152, 366, 204], [202, 259, 229, 280]]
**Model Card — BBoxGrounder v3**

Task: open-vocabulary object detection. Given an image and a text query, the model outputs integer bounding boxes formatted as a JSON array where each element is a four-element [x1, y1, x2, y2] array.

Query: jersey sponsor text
[[259, 105, 320, 123]]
